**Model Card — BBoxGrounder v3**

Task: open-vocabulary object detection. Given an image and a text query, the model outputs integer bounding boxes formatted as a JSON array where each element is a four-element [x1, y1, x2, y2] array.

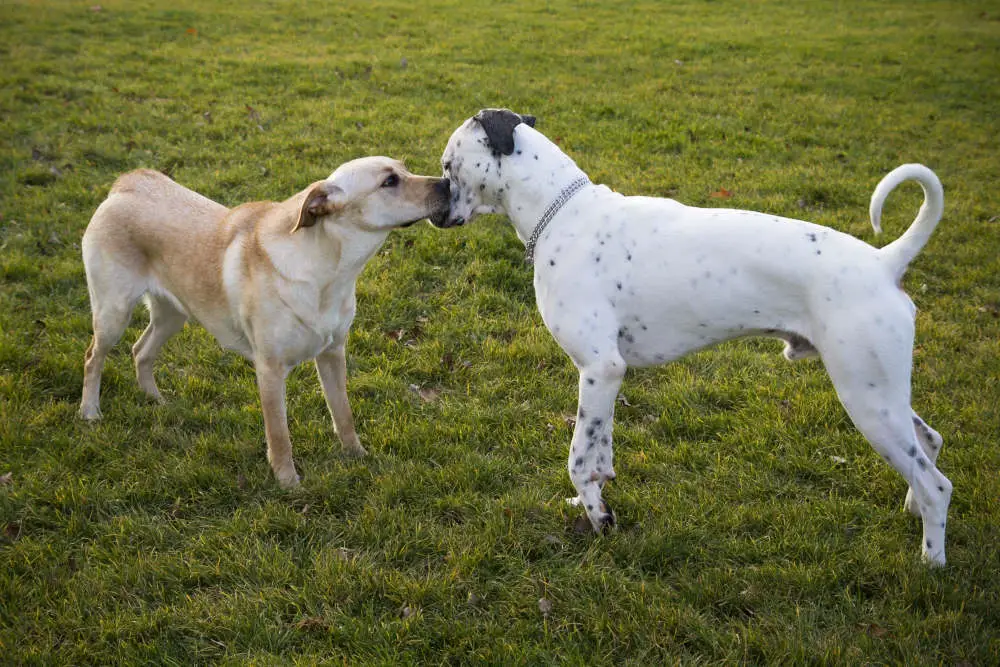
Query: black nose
[[434, 179, 450, 196]]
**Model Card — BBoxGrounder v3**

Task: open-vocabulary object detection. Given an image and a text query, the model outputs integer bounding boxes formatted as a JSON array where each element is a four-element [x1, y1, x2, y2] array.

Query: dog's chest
[[273, 280, 355, 355]]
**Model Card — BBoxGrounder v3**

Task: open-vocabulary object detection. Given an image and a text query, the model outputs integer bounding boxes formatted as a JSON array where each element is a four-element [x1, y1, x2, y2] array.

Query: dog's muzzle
[[427, 179, 459, 229]]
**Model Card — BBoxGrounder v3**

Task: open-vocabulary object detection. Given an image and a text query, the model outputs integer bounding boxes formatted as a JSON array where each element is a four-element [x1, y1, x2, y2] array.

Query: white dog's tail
[[870, 164, 944, 279]]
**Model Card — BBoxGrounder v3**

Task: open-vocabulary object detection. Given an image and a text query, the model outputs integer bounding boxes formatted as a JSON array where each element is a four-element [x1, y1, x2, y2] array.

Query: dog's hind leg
[[565, 346, 627, 532], [131, 295, 187, 403], [80, 263, 145, 421], [819, 319, 951, 566], [904, 412, 945, 516]]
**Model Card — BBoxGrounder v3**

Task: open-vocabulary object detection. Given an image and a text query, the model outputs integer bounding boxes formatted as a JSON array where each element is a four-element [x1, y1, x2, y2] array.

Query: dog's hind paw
[[79, 404, 102, 421]]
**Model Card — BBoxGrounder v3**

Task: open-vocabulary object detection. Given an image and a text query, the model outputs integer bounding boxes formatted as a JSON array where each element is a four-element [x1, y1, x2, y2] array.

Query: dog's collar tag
[[524, 176, 590, 264]]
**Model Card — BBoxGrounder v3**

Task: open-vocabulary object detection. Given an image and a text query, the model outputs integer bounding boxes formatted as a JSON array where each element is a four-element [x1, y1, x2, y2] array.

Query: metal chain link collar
[[524, 176, 590, 264]]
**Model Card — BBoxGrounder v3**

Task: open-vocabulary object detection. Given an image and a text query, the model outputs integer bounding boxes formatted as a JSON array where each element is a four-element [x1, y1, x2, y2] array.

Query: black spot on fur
[[807, 233, 817, 242], [908, 446, 918, 457], [586, 378, 595, 385], [926, 539, 933, 549], [917, 458, 927, 469], [575, 457, 583, 467], [549, 259, 556, 267]]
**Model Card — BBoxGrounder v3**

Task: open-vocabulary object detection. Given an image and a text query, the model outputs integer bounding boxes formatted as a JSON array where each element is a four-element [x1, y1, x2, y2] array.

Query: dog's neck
[[497, 129, 590, 245]]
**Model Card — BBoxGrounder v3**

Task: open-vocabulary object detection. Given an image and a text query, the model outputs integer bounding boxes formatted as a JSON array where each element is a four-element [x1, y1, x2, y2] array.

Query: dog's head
[[438, 109, 536, 228], [293, 156, 451, 232]]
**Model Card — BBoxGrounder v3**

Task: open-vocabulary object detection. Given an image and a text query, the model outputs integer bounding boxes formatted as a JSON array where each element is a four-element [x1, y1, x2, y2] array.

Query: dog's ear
[[293, 181, 347, 232], [474, 108, 534, 156]]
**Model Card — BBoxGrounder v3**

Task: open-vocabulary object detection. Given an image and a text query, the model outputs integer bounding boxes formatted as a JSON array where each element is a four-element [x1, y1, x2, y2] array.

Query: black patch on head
[[473, 108, 536, 156]]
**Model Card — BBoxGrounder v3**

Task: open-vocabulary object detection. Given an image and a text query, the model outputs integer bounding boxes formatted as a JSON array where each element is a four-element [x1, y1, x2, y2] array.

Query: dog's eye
[[382, 174, 399, 188]]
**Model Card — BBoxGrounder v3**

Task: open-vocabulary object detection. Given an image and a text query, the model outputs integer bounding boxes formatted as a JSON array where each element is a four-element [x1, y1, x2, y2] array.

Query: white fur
[[442, 115, 951, 566]]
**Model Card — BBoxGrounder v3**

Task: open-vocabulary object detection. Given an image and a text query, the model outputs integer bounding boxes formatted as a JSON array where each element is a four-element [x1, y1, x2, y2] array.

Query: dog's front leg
[[567, 354, 626, 532], [255, 360, 299, 488], [315, 345, 367, 457]]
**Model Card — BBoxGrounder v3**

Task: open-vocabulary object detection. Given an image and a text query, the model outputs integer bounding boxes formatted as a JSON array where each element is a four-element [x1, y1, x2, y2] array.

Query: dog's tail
[[870, 164, 943, 280]]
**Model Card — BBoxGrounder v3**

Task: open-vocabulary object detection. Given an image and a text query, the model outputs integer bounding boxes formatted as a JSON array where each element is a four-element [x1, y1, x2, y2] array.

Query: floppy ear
[[474, 108, 533, 156], [293, 181, 347, 232]]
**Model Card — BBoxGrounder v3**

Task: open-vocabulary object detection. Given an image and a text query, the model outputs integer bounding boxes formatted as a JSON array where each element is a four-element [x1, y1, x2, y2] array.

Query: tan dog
[[80, 157, 451, 487]]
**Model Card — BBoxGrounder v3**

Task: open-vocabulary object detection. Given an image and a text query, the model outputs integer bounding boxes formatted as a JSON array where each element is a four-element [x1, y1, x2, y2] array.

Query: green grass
[[2, 0, 999, 662]]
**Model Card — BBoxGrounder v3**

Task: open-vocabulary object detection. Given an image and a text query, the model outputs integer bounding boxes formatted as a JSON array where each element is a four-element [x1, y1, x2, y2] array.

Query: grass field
[[2, 0, 1000, 662]]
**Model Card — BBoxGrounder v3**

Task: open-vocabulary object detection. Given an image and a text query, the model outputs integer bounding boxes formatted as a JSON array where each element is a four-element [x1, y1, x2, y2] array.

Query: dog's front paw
[[274, 467, 301, 489], [342, 439, 368, 458], [585, 500, 616, 533]]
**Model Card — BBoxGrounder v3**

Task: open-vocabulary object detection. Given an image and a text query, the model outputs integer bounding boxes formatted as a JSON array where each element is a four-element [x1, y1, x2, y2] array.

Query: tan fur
[[80, 157, 450, 487]]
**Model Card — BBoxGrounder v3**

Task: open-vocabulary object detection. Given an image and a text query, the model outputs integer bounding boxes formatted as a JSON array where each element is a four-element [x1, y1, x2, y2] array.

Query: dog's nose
[[434, 179, 450, 197]]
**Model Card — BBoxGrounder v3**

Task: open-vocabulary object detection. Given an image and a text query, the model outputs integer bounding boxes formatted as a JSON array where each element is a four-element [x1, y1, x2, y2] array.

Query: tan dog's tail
[[870, 164, 944, 280]]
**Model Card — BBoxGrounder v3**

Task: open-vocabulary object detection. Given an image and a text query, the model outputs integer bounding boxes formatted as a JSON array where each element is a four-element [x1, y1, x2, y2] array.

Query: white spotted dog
[[439, 108, 951, 566]]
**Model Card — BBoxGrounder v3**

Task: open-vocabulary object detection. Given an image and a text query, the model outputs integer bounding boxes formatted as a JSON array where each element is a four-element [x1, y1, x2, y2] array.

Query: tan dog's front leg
[[255, 360, 300, 488], [315, 345, 367, 457]]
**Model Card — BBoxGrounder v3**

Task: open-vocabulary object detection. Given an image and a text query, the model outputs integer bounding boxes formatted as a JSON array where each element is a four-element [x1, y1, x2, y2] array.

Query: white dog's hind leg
[[566, 350, 626, 532], [132, 295, 187, 403], [904, 412, 945, 516], [820, 323, 951, 566]]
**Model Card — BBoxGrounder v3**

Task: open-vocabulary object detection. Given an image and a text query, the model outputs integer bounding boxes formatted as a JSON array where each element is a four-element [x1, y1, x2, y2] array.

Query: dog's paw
[[79, 404, 102, 421], [275, 468, 301, 489], [586, 500, 616, 533], [343, 442, 368, 458]]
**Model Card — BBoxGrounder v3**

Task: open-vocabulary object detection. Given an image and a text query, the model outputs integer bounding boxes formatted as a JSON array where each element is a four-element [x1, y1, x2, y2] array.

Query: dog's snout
[[434, 178, 450, 197]]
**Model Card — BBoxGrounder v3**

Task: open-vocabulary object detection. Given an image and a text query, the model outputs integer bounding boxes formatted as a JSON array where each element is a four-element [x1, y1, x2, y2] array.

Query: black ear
[[474, 108, 534, 156]]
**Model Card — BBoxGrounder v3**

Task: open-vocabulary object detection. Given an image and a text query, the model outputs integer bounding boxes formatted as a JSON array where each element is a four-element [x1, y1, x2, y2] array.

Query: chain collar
[[524, 176, 590, 264]]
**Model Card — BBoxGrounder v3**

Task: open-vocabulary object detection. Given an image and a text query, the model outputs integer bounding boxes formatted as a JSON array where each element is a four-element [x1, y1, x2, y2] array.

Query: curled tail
[[870, 164, 943, 280]]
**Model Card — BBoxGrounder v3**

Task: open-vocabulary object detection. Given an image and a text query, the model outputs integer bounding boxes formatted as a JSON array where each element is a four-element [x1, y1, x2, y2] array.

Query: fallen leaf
[[4, 523, 20, 541], [0, 472, 12, 486], [293, 617, 329, 631], [409, 384, 440, 403], [186, 27, 198, 36], [710, 188, 733, 199], [538, 597, 553, 617], [562, 414, 577, 428], [89, 5, 102, 11]]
